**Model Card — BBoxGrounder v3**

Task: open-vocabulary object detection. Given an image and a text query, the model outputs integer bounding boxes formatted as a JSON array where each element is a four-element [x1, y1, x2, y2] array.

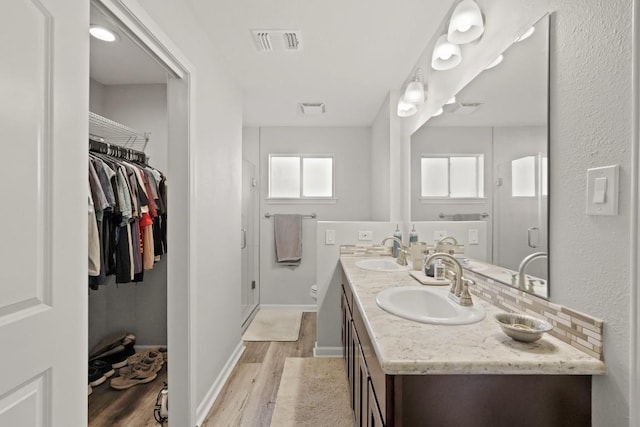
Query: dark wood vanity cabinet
[[342, 283, 388, 426], [341, 278, 593, 427]]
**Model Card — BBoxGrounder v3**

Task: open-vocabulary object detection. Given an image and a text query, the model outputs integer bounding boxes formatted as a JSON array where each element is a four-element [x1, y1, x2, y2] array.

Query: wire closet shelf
[[89, 111, 150, 153]]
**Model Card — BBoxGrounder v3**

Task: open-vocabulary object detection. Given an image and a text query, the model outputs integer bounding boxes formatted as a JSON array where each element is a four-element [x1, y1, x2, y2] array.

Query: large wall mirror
[[410, 15, 550, 298]]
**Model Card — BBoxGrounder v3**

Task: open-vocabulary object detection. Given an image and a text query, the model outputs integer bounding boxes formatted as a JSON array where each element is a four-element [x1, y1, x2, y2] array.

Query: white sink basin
[[355, 258, 412, 272], [376, 286, 486, 325]]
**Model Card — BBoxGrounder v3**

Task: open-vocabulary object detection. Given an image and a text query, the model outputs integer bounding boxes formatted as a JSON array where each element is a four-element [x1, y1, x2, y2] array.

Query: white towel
[[274, 214, 303, 266]]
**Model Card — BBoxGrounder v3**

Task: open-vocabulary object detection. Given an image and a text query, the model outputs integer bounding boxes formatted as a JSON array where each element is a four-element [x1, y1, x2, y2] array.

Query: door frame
[[631, 0, 640, 425], [93, 1, 196, 424]]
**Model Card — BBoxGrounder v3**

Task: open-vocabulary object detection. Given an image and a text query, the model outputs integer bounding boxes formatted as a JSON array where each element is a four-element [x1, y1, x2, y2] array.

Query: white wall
[[548, 1, 632, 424], [256, 127, 372, 307], [138, 0, 243, 417], [90, 78, 105, 115], [371, 96, 391, 220]]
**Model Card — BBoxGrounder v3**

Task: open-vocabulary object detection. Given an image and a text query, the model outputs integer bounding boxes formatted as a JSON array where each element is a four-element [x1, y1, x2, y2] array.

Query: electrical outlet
[[434, 230, 447, 241], [468, 229, 479, 245], [358, 231, 372, 241], [325, 229, 336, 245]]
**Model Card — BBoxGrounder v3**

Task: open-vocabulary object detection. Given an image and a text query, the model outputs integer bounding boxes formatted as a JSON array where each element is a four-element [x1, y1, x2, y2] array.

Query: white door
[[0, 1, 88, 426]]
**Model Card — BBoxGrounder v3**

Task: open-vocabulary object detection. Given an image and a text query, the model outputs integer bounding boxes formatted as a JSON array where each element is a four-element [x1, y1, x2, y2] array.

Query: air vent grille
[[251, 30, 302, 52], [298, 102, 326, 115]]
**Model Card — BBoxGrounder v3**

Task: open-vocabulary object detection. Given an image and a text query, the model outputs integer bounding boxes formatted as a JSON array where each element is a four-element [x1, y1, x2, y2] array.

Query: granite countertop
[[340, 256, 607, 376]]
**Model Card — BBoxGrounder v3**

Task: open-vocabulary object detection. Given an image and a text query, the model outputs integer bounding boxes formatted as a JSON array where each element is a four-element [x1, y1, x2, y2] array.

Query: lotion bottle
[[409, 225, 418, 244]]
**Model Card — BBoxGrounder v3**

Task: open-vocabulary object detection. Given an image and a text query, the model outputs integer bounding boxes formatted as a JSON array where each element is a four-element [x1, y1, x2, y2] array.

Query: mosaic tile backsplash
[[341, 245, 604, 361]]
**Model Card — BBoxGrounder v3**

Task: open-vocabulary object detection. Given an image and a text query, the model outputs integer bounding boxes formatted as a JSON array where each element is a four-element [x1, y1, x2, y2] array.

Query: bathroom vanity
[[340, 256, 606, 427]]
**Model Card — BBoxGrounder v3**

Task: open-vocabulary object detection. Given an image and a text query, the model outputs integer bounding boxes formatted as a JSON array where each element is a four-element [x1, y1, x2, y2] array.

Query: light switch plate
[[586, 165, 619, 216], [358, 231, 372, 241], [325, 229, 336, 245]]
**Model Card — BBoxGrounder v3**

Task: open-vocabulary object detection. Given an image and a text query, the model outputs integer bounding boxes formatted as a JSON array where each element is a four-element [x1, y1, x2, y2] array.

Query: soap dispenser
[[392, 224, 402, 258], [409, 225, 418, 245]]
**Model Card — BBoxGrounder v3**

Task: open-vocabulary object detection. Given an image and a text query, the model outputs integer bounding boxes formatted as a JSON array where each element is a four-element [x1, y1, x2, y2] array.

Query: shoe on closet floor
[[88, 367, 106, 387], [88, 385, 93, 396], [89, 359, 115, 379], [110, 364, 158, 390], [89, 332, 136, 359], [94, 342, 136, 369]]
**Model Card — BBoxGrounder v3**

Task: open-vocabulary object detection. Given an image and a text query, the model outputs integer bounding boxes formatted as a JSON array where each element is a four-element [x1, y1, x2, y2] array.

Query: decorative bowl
[[495, 313, 552, 342]]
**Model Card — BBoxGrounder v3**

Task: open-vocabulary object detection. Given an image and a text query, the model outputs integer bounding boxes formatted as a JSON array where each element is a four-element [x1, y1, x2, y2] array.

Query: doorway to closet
[[87, 2, 179, 425]]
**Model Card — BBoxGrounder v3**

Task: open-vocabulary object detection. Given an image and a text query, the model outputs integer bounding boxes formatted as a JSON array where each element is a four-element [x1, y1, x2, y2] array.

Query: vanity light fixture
[[89, 25, 118, 42], [397, 98, 418, 117], [485, 54, 504, 70], [446, 95, 457, 105], [403, 69, 425, 104], [515, 26, 535, 43], [447, 0, 485, 44], [431, 34, 462, 71]]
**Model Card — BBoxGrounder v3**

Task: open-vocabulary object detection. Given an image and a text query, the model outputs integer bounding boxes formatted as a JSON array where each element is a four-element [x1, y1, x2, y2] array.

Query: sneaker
[[89, 359, 115, 379], [88, 385, 93, 396], [95, 342, 136, 369], [110, 364, 158, 390], [88, 367, 106, 387], [89, 332, 136, 359]]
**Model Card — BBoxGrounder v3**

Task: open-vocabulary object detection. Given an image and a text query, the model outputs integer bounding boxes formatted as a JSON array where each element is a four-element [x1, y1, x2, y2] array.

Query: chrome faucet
[[380, 236, 409, 266], [424, 253, 474, 306], [517, 252, 547, 290], [436, 236, 458, 253]]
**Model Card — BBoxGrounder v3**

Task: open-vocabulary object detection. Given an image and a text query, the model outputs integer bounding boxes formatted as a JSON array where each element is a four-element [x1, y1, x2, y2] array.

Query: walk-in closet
[[88, 3, 170, 425]]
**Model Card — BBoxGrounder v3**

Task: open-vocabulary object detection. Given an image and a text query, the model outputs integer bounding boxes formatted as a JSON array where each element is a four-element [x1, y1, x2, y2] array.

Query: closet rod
[[89, 138, 147, 163], [264, 212, 317, 219]]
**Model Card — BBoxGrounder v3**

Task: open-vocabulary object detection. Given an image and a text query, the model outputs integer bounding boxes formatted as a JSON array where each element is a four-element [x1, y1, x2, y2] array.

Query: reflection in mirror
[[410, 15, 549, 298]]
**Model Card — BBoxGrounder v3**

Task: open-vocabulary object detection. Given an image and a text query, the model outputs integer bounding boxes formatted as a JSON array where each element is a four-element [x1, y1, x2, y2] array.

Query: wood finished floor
[[201, 312, 317, 427], [88, 362, 168, 427], [87, 312, 316, 427]]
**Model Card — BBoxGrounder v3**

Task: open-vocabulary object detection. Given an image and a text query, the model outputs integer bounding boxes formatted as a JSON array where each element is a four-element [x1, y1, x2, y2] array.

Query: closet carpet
[[88, 360, 167, 426], [203, 312, 327, 426]]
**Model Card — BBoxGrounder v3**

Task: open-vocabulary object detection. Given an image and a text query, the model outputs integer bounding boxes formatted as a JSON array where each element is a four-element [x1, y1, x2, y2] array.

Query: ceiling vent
[[445, 102, 483, 115], [251, 30, 302, 52], [298, 102, 326, 115]]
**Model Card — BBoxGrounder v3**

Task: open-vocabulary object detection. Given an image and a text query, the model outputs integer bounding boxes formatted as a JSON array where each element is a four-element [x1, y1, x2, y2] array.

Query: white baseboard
[[313, 344, 343, 358], [195, 342, 245, 426], [260, 303, 317, 312]]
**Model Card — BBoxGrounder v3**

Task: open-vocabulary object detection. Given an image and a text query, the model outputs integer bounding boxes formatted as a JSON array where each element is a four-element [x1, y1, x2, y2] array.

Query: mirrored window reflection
[[302, 157, 333, 197]]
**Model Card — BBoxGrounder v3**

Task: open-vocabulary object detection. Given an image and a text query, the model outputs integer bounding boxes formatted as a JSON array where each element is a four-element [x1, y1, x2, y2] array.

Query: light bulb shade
[[432, 107, 444, 117], [485, 54, 503, 70], [447, 0, 484, 44], [446, 95, 456, 105], [397, 99, 417, 117], [431, 34, 462, 71], [404, 80, 425, 104], [515, 26, 535, 43]]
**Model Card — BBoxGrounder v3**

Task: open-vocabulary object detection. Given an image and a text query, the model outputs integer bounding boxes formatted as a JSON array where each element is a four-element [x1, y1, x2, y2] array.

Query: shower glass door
[[241, 159, 259, 325], [494, 153, 548, 281]]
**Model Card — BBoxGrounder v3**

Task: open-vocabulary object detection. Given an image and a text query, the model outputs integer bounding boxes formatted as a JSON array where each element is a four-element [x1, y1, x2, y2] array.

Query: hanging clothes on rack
[[88, 138, 167, 289]]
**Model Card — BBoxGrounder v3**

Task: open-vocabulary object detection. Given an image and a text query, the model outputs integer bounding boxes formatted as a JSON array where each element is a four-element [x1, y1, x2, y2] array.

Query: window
[[421, 155, 484, 199], [511, 154, 548, 197], [269, 155, 334, 199]]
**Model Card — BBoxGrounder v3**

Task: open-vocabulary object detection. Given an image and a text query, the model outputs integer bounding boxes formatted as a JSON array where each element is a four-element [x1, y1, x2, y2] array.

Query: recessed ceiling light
[[90, 25, 117, 42]]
